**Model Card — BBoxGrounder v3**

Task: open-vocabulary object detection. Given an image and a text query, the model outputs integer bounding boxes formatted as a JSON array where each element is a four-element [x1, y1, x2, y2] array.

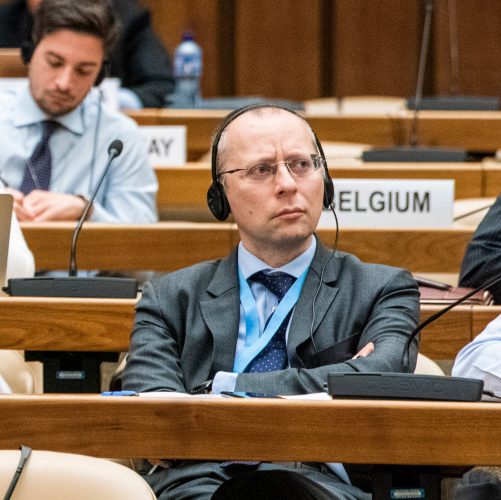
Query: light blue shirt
[[213, 236, 350, 484], [212, 237, 316, 393], [0, 83, 157, 223], [452, 314, 501, 397]]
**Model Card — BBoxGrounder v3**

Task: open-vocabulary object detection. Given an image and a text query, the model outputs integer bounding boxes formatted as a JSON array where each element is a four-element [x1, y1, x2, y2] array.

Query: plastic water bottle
[[172, 32, 202, 108]]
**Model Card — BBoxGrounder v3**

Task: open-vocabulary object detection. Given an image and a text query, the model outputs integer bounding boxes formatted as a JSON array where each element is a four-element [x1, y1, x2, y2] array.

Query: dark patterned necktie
[[245, 271, 297, 373], [20, 120, 59, 195]]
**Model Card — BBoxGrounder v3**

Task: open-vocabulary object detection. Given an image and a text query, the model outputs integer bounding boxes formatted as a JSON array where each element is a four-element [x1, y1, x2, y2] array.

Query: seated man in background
[[452, 315, 501, 399], [123, 104, 420, 499], [0, 0, 158, 224], [459, 195, 501, 303], [0, 0, 174, 108]]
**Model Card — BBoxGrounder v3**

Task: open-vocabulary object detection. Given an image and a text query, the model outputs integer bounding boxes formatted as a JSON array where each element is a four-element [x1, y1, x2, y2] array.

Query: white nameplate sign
[[139, 126, 186, 166], [319, 179, 454, 228]]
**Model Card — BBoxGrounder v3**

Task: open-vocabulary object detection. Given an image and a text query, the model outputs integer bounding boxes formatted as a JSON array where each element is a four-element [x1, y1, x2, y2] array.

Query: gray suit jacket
[[123, 240, 420, 395]]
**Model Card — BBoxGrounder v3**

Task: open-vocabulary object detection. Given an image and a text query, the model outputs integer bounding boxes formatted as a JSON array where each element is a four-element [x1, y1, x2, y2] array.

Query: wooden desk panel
[[0, 297, 134, 352], [154, 163, 484, 216], [129, 109, 501, 155], [0, 48, 27, 78], [479, 161, 501, 198], [0, 297, 491, 359], [0, 395, 500, 465], [418, 305, 473, 360], [323, 227, 472, 273], [471, 306, 501, 338], [21, 223, 473, 273], [21, 222, 237, 271]]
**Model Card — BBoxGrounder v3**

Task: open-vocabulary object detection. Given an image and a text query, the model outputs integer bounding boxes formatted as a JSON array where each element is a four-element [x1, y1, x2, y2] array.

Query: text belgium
[[334, 191, 430, 213]]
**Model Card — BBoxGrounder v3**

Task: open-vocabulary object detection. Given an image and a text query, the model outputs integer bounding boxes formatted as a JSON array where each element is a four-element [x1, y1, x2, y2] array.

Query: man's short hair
[[32, 0, 120, 58]]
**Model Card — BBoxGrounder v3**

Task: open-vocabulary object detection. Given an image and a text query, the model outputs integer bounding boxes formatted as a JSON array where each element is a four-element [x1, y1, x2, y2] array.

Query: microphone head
[[108, 139, 123, 157]]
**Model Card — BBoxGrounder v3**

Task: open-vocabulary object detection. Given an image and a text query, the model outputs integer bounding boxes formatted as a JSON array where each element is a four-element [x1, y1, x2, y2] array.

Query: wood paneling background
[[2, 0, 500, 101]]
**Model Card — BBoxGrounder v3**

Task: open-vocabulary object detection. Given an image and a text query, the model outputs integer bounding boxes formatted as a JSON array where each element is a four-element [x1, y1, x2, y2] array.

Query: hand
[[352, 342, 375, 359], [5, 188, 35, 221], [22, 190, 86, 221]]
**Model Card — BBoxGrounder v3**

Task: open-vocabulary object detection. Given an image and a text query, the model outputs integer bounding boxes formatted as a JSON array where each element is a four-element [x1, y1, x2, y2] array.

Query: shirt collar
[[13, 81, 90, 135], [238, 237, 316, 280]]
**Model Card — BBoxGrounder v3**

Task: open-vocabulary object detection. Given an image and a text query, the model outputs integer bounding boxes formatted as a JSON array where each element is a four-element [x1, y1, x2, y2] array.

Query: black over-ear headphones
[[207, 104, 334, 221], [21, 39, 107, 86]]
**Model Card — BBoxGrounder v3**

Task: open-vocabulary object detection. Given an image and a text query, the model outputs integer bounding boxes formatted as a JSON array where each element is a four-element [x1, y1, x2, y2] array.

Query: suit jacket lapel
[[200, 249, 240, 373], [287, 241, 340, 361]]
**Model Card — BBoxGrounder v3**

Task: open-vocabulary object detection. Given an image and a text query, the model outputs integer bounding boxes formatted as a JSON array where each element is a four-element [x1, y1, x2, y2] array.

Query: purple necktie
[[20, 120, 59, 195], [245, 271, 296, 373]]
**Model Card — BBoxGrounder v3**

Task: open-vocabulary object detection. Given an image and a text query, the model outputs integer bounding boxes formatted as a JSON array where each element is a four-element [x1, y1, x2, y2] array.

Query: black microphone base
[[362, 146, 468, 162], [5, 277, 138, 298], [327, 373, 484, 402]]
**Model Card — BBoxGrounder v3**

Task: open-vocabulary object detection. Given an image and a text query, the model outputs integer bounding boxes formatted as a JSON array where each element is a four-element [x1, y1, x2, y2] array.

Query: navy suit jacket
[[459, 194, 501, 303]]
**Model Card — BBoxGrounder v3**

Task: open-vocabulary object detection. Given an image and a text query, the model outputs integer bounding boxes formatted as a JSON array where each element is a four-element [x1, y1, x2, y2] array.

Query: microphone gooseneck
[[410, 0, 434, 147], [68, 139, 123, 276], [401, 271, 501, 371]]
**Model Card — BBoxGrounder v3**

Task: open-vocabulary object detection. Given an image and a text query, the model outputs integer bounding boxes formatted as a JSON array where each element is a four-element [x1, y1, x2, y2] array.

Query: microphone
[[327, 273, 501, 401], [69, 139, 123, 276], [362, 0, 468, 162], [406, 0, 499, 111], [5, 139, 138, 298]]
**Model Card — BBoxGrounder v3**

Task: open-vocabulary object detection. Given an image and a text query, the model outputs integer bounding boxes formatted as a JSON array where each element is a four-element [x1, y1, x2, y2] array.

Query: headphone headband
[[207, 104, 334, 221]]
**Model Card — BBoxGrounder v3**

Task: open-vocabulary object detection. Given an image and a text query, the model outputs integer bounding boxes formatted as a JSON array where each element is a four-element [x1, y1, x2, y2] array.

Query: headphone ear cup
[[322, 164, 334, 209], [207, 182, 231, 221], [21, 40, 34, 64]]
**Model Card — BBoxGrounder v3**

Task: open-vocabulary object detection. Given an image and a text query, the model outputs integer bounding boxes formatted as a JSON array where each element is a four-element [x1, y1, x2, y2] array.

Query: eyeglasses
[[217, 154, 325, 183]]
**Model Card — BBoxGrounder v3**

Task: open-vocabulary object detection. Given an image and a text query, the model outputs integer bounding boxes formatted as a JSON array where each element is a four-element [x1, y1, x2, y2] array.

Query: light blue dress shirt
[[212, 237, 316, 393], [452, 314, 501, 396], [213, 236, 351, 484], [0, 83, 157, 223]]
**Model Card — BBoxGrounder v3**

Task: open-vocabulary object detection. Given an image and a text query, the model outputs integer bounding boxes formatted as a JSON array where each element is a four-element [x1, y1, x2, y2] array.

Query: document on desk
[[138, 392, 224, 399], [279, 393, 331, 400]]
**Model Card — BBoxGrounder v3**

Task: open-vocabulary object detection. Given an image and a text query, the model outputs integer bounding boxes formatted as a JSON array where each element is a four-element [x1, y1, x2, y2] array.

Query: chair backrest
[[0, 450, 156, 499], [414, 353, 445, 376]]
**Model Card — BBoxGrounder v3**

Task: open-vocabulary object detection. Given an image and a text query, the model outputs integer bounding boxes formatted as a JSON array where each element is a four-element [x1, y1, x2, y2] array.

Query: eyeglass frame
[[216, 154, 326, 182]]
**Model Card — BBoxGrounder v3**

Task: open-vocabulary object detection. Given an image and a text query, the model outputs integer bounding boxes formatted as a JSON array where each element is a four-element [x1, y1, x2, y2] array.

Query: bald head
[[214, 106, 319, 178]]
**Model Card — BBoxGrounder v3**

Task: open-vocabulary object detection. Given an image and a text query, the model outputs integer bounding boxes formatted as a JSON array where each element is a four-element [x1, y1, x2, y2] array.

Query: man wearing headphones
[[123, 105, 420, 499], [0, 0, 174, 108], [0, 0, 157, 223]]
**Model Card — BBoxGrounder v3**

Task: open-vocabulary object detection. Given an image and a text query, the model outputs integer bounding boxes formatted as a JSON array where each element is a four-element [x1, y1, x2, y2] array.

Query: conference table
[[0, 297, 499, 361], [20, 222, 474, 273], [0, 394, 499, 466], [128, 109, 501, 160]]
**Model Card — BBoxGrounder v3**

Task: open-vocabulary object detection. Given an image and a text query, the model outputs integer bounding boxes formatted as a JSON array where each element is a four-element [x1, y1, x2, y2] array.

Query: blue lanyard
[[233, 267, 308, 373]]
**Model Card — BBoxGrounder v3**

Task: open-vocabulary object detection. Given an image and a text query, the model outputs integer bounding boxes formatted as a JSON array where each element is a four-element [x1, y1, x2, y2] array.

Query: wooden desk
[[0, 395, 499, 465], [0, 48, 27, 78], [0, 297, 498, 360], [21, 222, 237, 271], [21, 222, 473, 273], [129, 109, 501, 158], [155, 163, 485, 217]]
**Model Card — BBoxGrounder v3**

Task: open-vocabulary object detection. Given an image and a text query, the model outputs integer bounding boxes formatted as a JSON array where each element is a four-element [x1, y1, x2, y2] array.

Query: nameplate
[[139, 126, 187, 166], [319, 179, 454, 228]]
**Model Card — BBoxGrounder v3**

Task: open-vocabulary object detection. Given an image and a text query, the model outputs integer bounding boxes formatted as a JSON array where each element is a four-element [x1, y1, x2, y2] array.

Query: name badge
[[319, 179, 454, 228], [139, 126, 186, 166]]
